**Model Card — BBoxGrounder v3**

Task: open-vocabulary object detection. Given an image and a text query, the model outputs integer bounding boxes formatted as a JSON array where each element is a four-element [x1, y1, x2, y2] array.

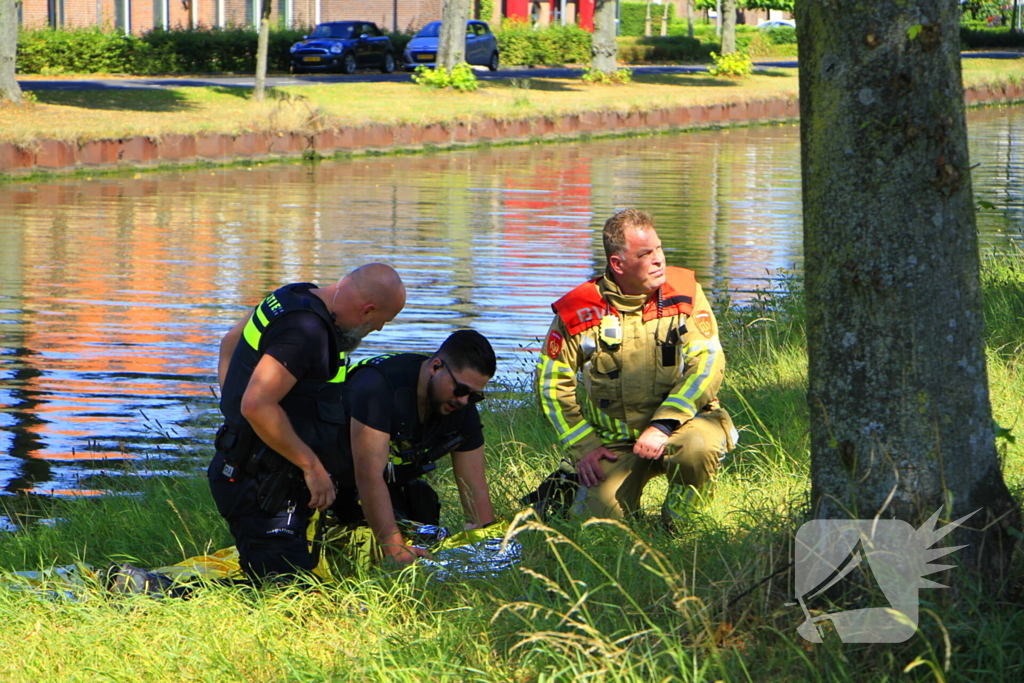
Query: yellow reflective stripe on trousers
[[537, 356, 594, 446]]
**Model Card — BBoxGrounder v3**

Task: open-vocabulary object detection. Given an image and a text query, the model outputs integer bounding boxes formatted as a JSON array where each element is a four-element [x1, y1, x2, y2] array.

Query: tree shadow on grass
[[486, 77, 582, 93], [207, 85, 254, 100], [33, 88, 197, 112], [632, 73, 744, 87]]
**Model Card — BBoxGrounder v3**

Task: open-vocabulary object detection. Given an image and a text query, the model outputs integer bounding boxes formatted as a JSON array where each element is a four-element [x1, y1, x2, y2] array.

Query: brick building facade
[[17, 0, 786, 35], [18, 0, 445, 34]]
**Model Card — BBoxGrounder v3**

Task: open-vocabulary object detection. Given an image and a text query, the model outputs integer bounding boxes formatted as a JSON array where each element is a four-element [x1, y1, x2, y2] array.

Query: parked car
[[757, 19, 796, 29], [290, 21, 395, 74], [401, 21, 499, 72]]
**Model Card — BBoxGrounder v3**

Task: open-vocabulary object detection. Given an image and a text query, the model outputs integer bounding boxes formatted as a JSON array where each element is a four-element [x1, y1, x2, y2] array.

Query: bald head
[[317, 263, 405, 343], [348, 263, 406, 316]]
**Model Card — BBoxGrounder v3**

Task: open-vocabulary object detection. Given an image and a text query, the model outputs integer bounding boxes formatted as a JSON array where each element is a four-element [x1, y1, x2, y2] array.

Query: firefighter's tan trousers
[[580, 409, 735, 519]]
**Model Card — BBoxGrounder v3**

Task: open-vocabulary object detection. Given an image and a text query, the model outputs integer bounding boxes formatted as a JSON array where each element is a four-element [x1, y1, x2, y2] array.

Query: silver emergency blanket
[[404, 523, 522, 582], [420, 536, 523, 582]]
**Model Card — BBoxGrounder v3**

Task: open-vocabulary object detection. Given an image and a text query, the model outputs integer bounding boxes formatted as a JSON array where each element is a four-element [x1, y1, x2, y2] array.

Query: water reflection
[[0, 109, 1022, 498]]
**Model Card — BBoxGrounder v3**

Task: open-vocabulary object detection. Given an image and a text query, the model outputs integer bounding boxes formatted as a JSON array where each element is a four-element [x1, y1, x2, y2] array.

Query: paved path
[[14, 51, 1019, 92]]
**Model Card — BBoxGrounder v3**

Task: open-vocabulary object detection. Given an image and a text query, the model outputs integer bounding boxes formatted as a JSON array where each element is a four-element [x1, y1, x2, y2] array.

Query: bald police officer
[[210, 263, 406, 579]]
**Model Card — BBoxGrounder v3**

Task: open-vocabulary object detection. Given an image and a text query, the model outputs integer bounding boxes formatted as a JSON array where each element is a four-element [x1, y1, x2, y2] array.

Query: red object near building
[[504, 0, 594, 32]]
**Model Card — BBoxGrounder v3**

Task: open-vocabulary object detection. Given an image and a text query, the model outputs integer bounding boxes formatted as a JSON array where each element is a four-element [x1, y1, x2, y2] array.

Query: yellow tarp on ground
[[153, 515, 513, 582], [155, 546, 244, 580], [2, 516, 517, 596]]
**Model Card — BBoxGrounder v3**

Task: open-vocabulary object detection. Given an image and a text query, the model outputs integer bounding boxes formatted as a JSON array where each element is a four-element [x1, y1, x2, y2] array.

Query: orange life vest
[[551, 266, 697, 336]]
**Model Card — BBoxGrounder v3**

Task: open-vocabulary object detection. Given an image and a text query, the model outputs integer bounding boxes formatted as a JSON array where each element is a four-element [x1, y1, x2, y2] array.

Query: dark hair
[[603, 208, 655, 261], [436, 329, 496, 377]]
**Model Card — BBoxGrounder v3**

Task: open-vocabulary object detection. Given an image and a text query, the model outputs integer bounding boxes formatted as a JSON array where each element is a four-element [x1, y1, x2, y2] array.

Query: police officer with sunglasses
[[331, 329, 497, 566]]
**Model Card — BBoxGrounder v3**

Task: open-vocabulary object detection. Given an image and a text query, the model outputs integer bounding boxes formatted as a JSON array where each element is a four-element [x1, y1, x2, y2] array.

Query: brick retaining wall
[[2, 82, 1021, 177]]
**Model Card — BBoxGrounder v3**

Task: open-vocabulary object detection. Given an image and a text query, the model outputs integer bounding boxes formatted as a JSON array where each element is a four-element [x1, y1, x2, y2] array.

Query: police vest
[[551, 266, 697, 335], [219, 283, 348, 472], [335, 353, 463, 489]]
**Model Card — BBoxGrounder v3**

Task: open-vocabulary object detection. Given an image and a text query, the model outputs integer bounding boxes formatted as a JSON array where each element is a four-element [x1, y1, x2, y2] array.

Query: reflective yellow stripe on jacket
[[537, 355, 595, 447], [242, 293, 347, 383], [659, 336, 724, 417]]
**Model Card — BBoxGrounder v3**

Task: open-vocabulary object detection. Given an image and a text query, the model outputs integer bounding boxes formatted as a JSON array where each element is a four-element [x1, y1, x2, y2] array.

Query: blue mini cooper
[[290, 21, 396, 74]]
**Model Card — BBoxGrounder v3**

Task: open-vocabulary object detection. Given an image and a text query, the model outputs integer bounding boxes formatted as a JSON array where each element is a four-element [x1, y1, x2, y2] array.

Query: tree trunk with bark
[[795, 0, 1019, 586], [687, 0, 694, 39], [438, 0, 472, 72], [253, 0, 272, 102], [720, 0, 736, 54], [645, 0, 652, 37], [592, 0, 618, 73], [661, 1, 670, 36], [0, 0, 23, 104]]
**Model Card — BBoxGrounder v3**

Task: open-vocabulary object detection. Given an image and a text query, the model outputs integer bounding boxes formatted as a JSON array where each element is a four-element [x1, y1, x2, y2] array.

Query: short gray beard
[[337, 321, 374, 353]]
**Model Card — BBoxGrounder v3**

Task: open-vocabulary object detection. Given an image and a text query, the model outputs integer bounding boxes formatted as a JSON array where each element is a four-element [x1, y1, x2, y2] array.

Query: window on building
[[115, 0, 131, 33], [47, 0, 64, 28]]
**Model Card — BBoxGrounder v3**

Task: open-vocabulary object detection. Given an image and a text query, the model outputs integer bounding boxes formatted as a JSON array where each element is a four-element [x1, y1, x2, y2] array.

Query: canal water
[[1, 107, 1022, 508]]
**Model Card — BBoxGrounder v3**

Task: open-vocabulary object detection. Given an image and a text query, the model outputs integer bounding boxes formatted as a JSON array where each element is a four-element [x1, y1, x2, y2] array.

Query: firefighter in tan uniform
[[535, 209, 737, 520]]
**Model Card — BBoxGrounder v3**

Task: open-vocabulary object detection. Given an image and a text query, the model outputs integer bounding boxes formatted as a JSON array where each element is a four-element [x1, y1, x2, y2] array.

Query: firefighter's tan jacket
[[536, 267, 726, 462]]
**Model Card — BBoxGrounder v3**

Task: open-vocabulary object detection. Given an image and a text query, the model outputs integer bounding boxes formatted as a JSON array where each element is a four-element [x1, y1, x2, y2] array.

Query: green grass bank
[[5, 60, 1024, 150], [1, 249, 1022, 682]]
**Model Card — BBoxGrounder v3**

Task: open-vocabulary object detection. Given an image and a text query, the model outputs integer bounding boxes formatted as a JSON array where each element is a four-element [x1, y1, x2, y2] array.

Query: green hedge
[[960, 26, 1024, 49], [617, 35, 713, 62], [17, 26, 310, 75], [17, 27, 135, 74], [495, 20, 716, 66], [495, 21, 591, 66], [137, 27, 306, 73], [388, 30, 413, 58], [619, 1, 677, 38], [760, 26, 796, 44]]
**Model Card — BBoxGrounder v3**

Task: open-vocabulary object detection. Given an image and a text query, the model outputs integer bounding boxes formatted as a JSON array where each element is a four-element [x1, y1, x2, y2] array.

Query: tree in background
[[745, 0, 794, 13], [960, 0, 1010, 25], [696, 0, 796, 35], [0, 0, 23, 104], [437, 0, 472, 72], [795, 0, 1019, 585], [720, 0, 736, 53], [253, 0, 272, 102], [591, 0, 617, 73]]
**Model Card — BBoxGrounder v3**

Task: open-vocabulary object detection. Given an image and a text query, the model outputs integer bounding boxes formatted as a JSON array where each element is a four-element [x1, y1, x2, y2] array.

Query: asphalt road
[[15, 52, 1019, 91]]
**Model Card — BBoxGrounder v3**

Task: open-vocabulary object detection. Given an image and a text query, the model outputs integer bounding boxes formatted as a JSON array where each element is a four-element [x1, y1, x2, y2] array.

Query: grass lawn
[[1, 60, 1022, 147]]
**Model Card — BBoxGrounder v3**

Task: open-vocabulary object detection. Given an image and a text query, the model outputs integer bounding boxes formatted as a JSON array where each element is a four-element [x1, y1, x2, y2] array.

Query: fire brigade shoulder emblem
[[546, 330, 563, 359], [693, 310, 713, 338]]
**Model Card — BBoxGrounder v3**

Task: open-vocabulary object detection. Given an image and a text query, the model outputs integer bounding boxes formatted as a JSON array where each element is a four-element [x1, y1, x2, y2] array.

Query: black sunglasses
[[439, 360, 486, 404]]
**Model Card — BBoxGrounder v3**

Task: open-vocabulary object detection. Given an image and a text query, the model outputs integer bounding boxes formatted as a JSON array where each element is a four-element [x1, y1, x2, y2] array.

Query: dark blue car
[[401, 21, 499, 72], [290, 21, 396, 74]]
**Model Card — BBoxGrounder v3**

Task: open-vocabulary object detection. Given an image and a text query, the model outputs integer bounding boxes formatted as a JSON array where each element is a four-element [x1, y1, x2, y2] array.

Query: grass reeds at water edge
[[0, 252, 1022, 682]]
